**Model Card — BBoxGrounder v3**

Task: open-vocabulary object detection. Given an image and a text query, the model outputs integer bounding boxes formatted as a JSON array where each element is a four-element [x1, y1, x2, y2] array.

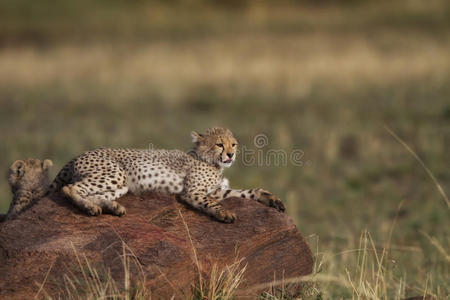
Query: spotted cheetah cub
[[49, 127, 284, 223], [4, 158, 53, 220]]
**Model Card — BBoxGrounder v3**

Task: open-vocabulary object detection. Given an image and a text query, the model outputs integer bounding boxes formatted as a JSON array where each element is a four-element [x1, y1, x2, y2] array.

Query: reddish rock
[[0, 192, 313, 299]]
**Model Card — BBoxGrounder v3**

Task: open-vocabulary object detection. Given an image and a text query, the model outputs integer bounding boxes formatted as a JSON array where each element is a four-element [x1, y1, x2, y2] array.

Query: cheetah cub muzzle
[[49, 127, 285, 223]]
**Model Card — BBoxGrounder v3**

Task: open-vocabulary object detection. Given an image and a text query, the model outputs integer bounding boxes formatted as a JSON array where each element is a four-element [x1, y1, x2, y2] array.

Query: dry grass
[[36, 217, 247, 300], [251, 230, 448, 300], [0, 33, 449, 103], [179, 209, 247, 299], [191, 258, 247, 300], [35, 228, 448, 299], [41, 242, 150, 300], [384, 126, 449, 209]]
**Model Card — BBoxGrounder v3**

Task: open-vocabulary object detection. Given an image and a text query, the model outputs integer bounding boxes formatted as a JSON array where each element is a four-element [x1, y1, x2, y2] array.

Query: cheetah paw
[[216, 209, 236, 223], [86, 205, 102, 216], [257, 189, 285, 212], [112, 204, 126, 217]]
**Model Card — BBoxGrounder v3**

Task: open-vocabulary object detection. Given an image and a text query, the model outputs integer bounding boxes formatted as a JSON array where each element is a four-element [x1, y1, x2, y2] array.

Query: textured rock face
[[0, 192, 313, 299]]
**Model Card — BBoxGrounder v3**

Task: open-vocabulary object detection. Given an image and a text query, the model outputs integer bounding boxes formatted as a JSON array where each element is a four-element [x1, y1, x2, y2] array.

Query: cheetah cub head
[[191, 127, 238, 168], [8, 159, 53, 202]]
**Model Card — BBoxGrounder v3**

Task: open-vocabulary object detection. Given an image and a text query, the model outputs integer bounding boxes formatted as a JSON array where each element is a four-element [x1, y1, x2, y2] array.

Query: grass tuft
[[39, 242, 151, 300]]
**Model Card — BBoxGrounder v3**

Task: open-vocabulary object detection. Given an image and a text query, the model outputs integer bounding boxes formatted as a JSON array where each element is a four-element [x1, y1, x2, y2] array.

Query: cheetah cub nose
[[227, 153, 234, 158]]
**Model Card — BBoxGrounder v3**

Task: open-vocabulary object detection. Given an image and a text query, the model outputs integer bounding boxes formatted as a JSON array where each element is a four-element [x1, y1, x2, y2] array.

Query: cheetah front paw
[[86, 205, 102, 216], [256, 189, 285, 212], [216, 209, 236, 223], [111, 204, 126, 217]]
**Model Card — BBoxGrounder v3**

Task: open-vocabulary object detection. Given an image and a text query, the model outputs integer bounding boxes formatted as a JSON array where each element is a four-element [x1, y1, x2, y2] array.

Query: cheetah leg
[[5, 190, 34, 220], [179, 193, 236, 223], [208, 187, 285, 212], [85, 186, 128, 216], [62, 155, 129, 216], [62, 181, 103, 216]]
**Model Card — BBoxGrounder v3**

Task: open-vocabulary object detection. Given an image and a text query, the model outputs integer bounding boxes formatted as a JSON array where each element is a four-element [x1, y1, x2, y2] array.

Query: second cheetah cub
[[50, 127, 284, 223], [6, 158, 53, 220]]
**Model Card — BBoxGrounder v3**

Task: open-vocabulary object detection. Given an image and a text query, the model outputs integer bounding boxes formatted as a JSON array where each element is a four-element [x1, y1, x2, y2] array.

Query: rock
[[0, 192, 313, 299]]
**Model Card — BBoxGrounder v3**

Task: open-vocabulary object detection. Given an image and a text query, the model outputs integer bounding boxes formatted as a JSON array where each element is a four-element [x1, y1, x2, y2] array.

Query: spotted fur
[[49, 127, 284, 222]]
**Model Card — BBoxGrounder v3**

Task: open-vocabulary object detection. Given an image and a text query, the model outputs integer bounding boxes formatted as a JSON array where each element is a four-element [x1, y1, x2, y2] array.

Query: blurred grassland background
[[0, 0, 449, 298]]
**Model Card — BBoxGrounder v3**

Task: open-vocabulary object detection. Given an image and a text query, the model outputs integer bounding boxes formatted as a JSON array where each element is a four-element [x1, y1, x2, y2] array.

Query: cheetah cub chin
[[5, 158, 53, 220], [49, 127, 285, 223]]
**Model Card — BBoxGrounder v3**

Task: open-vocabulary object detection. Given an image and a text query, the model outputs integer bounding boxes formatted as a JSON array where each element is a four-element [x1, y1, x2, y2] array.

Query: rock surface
[[0, 192, 313, 299]]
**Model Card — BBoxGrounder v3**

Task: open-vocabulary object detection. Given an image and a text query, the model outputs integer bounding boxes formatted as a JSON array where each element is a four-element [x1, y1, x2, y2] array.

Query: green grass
[[1, 0, 449, 298]]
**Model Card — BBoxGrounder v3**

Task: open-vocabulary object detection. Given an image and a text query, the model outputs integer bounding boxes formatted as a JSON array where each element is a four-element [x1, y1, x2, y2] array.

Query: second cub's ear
[[42, 159, 53, 170], [191, 131, 204, 143], [10, 160, 25, 177]]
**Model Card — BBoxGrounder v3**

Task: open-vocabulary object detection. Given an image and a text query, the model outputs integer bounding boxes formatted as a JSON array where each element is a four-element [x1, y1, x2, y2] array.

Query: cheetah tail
[[46, 181, 60, 195], [46, 161, 75, 196], [46, 173, 69, 196]]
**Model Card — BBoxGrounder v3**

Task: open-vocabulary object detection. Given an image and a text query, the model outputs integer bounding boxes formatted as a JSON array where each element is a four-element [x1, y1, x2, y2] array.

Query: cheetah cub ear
[[191, 131, 204, 143], [42, 159, 53, 171], [8, 160, 25, 187]]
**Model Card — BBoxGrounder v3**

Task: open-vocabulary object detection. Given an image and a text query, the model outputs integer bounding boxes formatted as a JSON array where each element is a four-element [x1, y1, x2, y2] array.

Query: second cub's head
[[8, 158, 53, 196], [191, 127, 238, 168]]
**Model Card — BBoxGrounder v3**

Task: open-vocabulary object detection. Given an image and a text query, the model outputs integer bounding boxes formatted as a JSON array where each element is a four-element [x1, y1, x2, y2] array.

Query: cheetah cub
[[5, 158, 53, 220], [49, 127, 284, 223]]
